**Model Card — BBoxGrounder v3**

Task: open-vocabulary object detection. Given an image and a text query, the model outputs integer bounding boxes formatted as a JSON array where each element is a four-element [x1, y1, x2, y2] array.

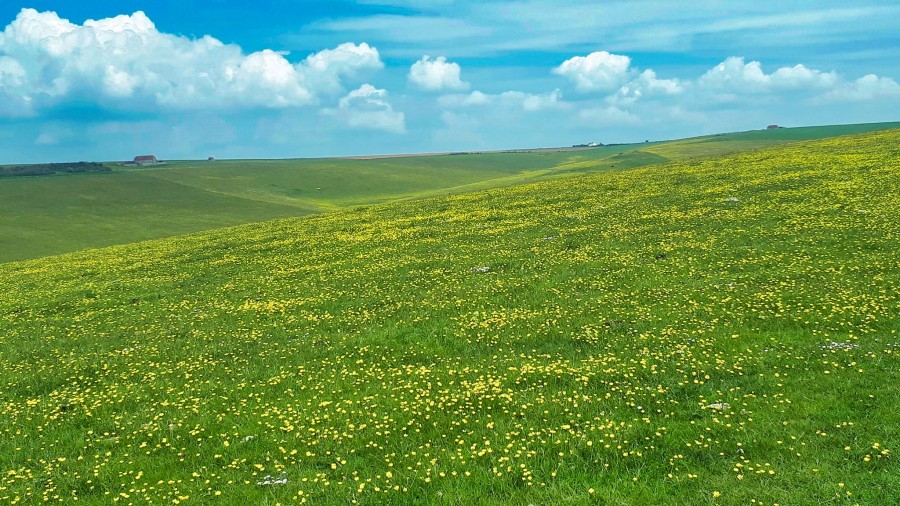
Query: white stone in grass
[[724, 197, 740, 203], [471, 266, 490, 273], [820, 341, 859, 351], [707, 402, 730, 411], [257, 472, 288, 486]]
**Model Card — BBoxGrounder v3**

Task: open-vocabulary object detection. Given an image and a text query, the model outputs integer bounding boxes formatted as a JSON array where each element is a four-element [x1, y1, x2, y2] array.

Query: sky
[[0, 0, 898, 163]]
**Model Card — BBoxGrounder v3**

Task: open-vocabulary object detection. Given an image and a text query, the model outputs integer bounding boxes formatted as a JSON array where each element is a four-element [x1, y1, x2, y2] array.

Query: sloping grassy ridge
[[1, 130, 898, 504], [3, 121, 898, 264]]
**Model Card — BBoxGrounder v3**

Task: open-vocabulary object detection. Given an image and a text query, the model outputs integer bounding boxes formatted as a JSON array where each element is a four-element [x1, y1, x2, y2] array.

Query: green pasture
[[0, 128, 898, 504], [0, 172, 304, 263], [644, 122, 900, 159], [1, 121, 897, 263]]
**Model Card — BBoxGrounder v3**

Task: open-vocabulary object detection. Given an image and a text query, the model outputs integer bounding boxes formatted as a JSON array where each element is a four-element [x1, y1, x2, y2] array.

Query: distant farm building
[[134, 155, 158, 165], [766, 124, 782, 130], [124, 155, 163, 167]]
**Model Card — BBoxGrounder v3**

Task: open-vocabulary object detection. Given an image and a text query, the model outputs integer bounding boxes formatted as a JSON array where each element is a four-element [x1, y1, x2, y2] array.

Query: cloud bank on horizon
[[0, 2, 898, 162]]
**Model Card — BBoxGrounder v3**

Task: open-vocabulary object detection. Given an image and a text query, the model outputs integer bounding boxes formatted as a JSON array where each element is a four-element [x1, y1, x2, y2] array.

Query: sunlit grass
[[3, 121, 897, 264], [0, 129, 898, 504]]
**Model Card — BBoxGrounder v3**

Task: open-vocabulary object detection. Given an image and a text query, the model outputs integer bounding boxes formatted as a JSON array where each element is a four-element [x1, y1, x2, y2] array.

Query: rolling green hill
[[643, 122, 900, 160], [2, 121, 897, 263], [1, 129, 897, 504]]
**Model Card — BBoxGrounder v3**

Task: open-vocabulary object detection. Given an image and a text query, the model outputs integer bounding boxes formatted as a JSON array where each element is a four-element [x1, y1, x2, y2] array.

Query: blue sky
[[0, 1, 898, 163]]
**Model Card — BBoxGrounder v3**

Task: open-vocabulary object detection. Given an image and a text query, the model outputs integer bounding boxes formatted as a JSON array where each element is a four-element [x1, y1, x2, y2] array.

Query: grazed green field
[[0, 146, 656, 263], [643, 122, 900, 160], [1, 129, 897, 504], [0, 172, 305, 263], [2, 121, 897, 263]]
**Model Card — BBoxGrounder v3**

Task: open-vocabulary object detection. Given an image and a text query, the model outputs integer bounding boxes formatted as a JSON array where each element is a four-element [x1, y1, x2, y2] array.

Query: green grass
[[1, 129, 897, 504], [0, 171, 304, 263], [3, 148, 651, 263], [643, 121, 900, 160], [0, 121, 894, 264], [138, 152, 598, 209]]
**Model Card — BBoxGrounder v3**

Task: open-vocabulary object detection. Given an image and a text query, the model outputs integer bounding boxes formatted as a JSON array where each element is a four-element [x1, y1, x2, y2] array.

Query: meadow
[[2, 121, 897, 263], [0, 128, 897, 504]]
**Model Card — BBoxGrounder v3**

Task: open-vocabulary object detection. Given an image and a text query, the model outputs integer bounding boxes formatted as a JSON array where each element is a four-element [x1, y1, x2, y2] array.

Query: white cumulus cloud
[[437, 90, 491, 107], [825, 74, 900, 101], [327, 84, 406, 133], [300, 42, 383, 93], [694, 56, 900, 107], [553, 51, 633, 92], [578, 105, 641, 125], [769, 64, 839, 89], [698, 57, 771, 93], [408, 55, 469, 91], [698, 57, 838, 93], [0, 8, 384, 116], [500, 89, 568, 111], [611, 69, 683, 105], [439, 89, 568, 111], [0, 55, 31, 116]]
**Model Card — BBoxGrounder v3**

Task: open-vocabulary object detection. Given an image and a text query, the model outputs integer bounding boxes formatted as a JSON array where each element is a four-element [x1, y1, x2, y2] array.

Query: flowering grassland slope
[[3, 121, 898, 264], [1, 130, 898, 505]]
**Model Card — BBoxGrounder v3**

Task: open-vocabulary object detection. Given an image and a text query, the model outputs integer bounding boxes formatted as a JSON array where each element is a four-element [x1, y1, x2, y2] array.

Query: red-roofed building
[[133, 155, 158, 165], [123, 155, 164, 167]]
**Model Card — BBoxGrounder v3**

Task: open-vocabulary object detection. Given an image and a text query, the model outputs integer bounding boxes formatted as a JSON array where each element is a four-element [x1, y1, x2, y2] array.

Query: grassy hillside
[[1, 129, 898, 504], [642, 121, 900, 160], [2, 121, 897, 263], [0, 145, 658, 263], [0, 172, 305, 262], [138, 149, 637, 209], [0, 148, 631, 263]]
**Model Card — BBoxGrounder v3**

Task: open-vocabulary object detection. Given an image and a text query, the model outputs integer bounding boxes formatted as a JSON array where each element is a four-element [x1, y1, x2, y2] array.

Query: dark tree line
[[0, 162, 111, 178]]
